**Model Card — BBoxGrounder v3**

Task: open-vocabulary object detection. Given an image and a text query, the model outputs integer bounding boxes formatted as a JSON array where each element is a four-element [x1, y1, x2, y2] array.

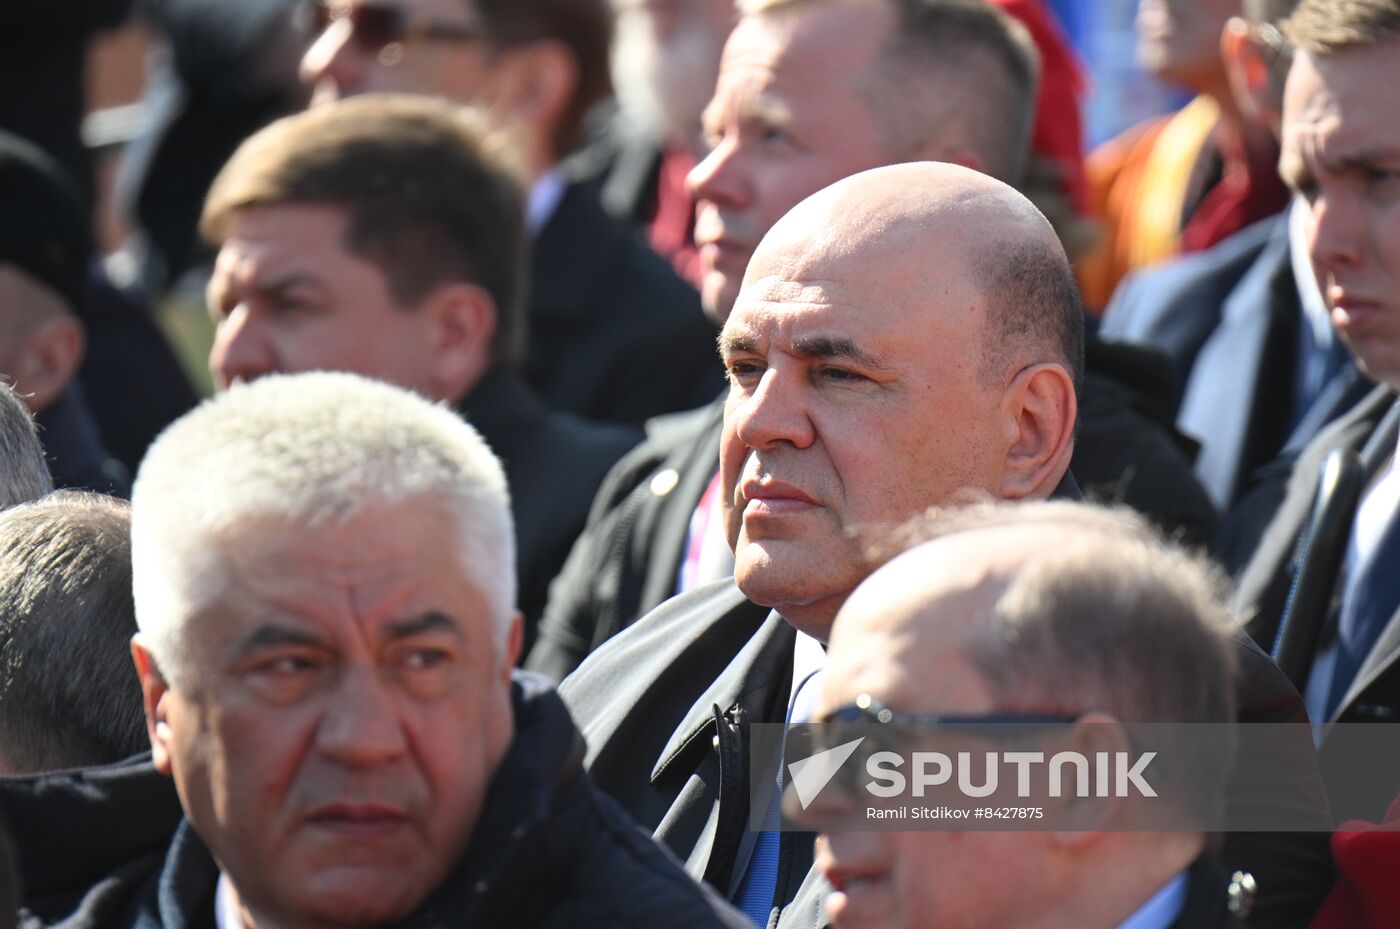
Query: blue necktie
[[733, 670, 822, 926], [1326, 503, 1400, 717]]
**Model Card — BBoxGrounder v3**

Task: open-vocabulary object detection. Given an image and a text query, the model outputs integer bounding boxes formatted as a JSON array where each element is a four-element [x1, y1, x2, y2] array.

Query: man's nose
[[687, 135, 748, 211], [1309, 186, 1369, 279], [208, 306, 275, 390], [729, 367, 816, 450], [315, 667, 410, 768], [299, 17, 363, 101]]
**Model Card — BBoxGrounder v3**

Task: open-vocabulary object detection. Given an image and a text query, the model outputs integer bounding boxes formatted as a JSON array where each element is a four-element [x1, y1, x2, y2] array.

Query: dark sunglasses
[[813, 693, 1079, 732], [310, 0, 488, 53]]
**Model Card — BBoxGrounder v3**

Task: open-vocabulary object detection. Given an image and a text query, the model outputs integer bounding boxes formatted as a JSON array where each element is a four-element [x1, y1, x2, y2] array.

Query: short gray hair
[[884, 501, 1240, 820], [0, 380, 52, 510], [888, 501, 1239, 725], [130, 372, 515, 688], [0, 492, 144, 772]]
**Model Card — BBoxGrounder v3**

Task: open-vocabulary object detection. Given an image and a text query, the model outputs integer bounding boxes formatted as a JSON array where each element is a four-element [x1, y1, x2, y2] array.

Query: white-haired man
[[3, 371, 749, 929]]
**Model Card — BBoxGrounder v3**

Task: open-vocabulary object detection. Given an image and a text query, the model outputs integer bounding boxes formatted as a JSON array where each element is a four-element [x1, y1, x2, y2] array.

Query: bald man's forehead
[[732, 274, 843, 307]]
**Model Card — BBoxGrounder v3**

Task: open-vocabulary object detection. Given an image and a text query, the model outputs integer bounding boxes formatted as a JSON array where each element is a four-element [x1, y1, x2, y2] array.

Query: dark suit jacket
[[1231, 385, 1398, 650], [559, 581, 1333, 929], [1102, 215, 1284, 400], [1102, 214, 1362, 510], [529, 344, 1218, 681], [526, 180, 722, 427], [459, 369, 640, 643], [1232, 385, 1400, 822]]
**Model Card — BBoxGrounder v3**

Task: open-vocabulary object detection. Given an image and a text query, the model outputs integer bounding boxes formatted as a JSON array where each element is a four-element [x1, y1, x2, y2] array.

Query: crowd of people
[[2, 0, 1400, 927]]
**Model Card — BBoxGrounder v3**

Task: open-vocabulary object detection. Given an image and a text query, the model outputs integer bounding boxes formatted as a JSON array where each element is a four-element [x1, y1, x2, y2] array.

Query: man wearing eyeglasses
[[298, 0, 724, 427], [795, 500, 1248, 929]]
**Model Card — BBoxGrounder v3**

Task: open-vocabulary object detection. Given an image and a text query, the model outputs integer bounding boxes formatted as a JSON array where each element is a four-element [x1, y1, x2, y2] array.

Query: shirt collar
[[214, 873, 244, 929], [527, 168, 567, 234], [1115, 870, 1189, 929], [1290, 196, 1335, 355]]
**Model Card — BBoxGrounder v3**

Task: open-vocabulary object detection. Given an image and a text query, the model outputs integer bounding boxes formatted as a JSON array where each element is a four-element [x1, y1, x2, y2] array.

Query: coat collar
[[651, 610, 795, 783]]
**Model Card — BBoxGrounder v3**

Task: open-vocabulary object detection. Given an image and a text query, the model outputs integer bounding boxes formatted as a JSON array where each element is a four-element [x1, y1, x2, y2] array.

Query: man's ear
[[485, 40, 578, 165], [1049, 712, 1131, 847], [10, 316, 84, 415], [131, 634, 176, 777], [421, 282, 497, 403], [999, 363, 1076, 499], [1222, 18, 1279, 133]]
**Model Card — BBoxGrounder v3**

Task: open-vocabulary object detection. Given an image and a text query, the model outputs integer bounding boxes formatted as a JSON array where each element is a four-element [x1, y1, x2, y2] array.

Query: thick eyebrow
[[718, 332, 759, 358], [236, 624, 327, 657], [383, 611, 463, 642], [717, 332, 892, 370], [251, 272, 324, 299], [207, 271, 323, 313], [790, 335, 892, 371]]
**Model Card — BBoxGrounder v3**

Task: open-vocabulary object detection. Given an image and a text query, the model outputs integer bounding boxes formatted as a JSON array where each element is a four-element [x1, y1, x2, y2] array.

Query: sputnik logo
[[787, 738, 865, 810]]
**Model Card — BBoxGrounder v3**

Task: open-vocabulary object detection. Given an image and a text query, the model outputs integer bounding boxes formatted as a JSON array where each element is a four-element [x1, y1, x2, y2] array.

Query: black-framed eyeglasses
[[310, 0, 488, 55]]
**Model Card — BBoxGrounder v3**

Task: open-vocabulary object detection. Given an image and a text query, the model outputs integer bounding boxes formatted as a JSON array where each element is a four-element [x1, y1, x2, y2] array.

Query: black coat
[[458, 368, 640, 642], [6, 674, 752, 929], [525, 181, 722, 427], [559, 581, 1334, 929], [528, 343, 1218, 681]]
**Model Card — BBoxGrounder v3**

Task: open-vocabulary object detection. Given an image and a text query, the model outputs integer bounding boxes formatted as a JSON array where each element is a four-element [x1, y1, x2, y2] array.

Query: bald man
[[561, 162, 1081, 927], [799, 501, 1247, 929], [561, 163, 1329, 929], [529, 0, 1216, 685]]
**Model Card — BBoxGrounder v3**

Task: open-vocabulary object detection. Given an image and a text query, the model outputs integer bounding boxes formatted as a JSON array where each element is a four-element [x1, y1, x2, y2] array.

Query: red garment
[[646, 146, 703, 288], [1308, 793, 1400, 929], [992, 0, 1090, 214], [1178, 124, 1291, 254]]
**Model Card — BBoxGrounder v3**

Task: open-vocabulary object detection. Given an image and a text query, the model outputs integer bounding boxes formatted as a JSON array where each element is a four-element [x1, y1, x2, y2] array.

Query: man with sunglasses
[[796, 500, 1248, 929], [298, 0, 723, 427], [559, 162, 1331, 928]]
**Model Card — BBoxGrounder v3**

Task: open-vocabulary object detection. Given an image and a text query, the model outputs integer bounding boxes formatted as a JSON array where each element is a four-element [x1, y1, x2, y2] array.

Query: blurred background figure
[[199, 94, 640, 642], [1098, 0, 1372, 526], [109, 0, 311, 298], [299, 0, 723, 426], [0, 133, 129, 497], [1078, 0, 1291, 311], [574, 0, 737, 285], [0, 492, 145, 775], [0, 1, 134, 208]]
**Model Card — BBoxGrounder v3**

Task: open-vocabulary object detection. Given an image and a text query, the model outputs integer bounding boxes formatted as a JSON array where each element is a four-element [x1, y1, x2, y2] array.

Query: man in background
[[299, 0, 722, 425], [199, 94, 638, 637]]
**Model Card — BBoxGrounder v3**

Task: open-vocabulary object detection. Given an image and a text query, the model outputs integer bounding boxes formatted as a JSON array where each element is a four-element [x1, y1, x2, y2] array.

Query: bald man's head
[[807, 501, 1237, 929], [748, 162, 1084, 395], [826, 500, 1238, 725], [717, 163, 1081, 638]]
